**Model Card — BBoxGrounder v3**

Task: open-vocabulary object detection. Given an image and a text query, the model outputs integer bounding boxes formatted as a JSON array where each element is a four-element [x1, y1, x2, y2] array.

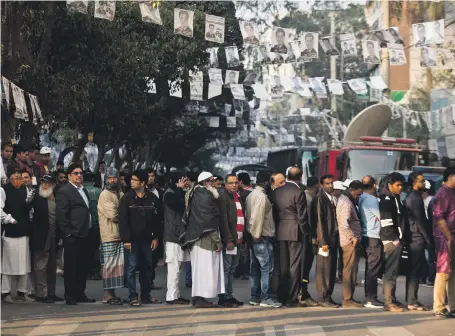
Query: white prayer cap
[[343, 179, 353, 188], [40, 146, 51, 155], [333, 181, 346, 191], [424, 180, 431, 190], [198, 171, 213, 183]]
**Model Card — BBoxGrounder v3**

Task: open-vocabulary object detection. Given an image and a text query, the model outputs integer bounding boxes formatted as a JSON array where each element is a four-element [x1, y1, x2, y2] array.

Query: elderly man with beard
[[32, 175, 63, 303], [98, 168, 125, 305], [182, 172, 224, 308]]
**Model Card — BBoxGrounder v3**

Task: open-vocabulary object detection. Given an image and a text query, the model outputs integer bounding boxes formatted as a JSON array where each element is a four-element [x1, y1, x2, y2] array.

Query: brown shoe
[[342, 300, 364, 308], [384, 303, 404, 312]]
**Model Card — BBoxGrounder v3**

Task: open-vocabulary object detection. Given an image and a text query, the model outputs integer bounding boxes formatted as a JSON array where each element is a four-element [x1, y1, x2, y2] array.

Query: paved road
[[1, 261, 453, 336]]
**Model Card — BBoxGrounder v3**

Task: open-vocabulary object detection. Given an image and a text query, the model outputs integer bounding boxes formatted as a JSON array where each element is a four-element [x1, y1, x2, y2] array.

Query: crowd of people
[[1, 141, 454, 320]]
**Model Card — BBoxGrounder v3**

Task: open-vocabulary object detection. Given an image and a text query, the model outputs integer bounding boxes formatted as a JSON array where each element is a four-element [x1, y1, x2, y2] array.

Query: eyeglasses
[[71, 171, 83, 176], [131, 178, 140, 182], [226, 182, 239, 185]]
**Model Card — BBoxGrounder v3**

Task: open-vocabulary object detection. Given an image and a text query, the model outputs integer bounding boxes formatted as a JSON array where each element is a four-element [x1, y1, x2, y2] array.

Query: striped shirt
[[336, 194, 362, 247], [234, 192, 245, 239]]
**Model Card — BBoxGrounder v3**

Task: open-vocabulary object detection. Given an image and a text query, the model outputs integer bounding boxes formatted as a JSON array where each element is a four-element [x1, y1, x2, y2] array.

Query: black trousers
[[362, 237, 383, 301], [64, 235, 90, 301], [316, 245, 338, 302], [406, 243, 425, 305], [279, 240, 303, 303], [87, 227, 101, 274], [383, 242, 402, 306]]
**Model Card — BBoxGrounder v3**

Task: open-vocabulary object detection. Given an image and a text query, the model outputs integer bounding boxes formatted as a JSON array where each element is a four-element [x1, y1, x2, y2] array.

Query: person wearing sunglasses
[[56, 163, 96, 305]]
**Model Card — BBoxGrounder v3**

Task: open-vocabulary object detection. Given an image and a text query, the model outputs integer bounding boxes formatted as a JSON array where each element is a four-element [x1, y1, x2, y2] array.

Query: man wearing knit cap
[[98, 167, 125, 305], [181, 172, 225, 308], [246, 171, 282, 308]]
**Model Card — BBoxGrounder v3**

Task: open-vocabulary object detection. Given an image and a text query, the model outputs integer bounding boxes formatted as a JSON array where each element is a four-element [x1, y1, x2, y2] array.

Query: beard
[[205, 185, 220, 199], [39, 186, 54, 199]]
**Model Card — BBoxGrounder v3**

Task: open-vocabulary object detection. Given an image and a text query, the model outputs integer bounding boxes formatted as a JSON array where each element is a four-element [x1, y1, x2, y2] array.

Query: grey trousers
[[33, 236, 57, 298]]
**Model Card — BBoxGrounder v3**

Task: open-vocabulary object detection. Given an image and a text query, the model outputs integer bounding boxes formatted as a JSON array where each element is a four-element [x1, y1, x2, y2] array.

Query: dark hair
[[287, 167, 302, 181], [276, 28, 285, 36], [179, 10, 189, 17], [21, 170, 31, 177], [132, 169, 148, 184], [319, 174, 334, 185], [99, 160, 106, 165], [147, 168, 156, 175], [56, 161, 64, 166], [169, 172, 184, 185], [56, 168, 66, 176], [349, 180, 364, 190], [7, 164, 21, 177], [307, 176, 319, 188], [1, 142, 13, 150], [28, 145, 40, 152], [83, 172, 94, 182], [237, 172, 251, 185], [13, 145, 27, 158], [120, 172, 127, 177], [67, 163, 83, 175], [256, 171, 271, 185], [408, 171, 423, 186], [224, 174, 236, 182], [186, 171, 198, 183], [443, 167, 455, 182], [387, 172, 406, 185]]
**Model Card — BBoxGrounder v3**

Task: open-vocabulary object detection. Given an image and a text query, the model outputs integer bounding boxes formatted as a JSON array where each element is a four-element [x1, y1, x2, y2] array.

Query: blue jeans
[[184, 261, 192, 286], [250, 239, 274, 301], [223, 249, 240, 299], [126, 240, 154, 300]]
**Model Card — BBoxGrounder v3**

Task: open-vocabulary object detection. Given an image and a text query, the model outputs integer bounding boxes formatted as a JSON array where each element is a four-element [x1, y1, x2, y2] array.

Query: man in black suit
[[274, 167, 311, 306], [94, 160, 106, 189], [311, 174, 340, 308], [56, 163, 95, 305]]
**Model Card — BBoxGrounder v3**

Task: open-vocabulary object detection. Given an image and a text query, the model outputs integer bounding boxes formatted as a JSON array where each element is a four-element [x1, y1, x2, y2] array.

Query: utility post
[[329, 11, 337, 130]]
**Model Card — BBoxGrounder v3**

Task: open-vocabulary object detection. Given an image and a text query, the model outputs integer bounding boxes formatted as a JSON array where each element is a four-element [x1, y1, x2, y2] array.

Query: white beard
[[205, 185, 220, 199], [39, 186, 54, 199]]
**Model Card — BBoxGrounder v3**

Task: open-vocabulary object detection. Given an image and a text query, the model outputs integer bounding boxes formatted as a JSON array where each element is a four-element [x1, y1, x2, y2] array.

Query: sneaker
[[300, 297, 319, 307], [320, 300, 340, 308], [229, 297, 244, 306], [218, 297, 238, 308], [193, 298, 219, 308], [364, 300, 384, 309], [15, 295, 35, 303], [249, 298, 261, 306], [384, 303, 404, 312], [342, 300, 364, 308], [407, 302, 429, 311], [260, 298, 283, 308], [2, 294, 13, 303], [434, 308, 455, 319]]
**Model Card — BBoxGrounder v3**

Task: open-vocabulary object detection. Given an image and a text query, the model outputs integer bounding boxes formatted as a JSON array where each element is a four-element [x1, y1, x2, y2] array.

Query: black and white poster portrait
[[10, 82, 27, 120], [362, 40, 380, 64], [309, 77, 327, 98], [270, 27, 291, 55], [225, 46, 240, 67], [388, 43, 406, 66], [300, 32, 319, 59], [168, 80, 183, 98], [94, 1, 115, 21], [208, 84, 222, 99], [270, 51, 285, 64], [189, 69, 203, 83], [2, 76, 10, 109], [420, 46, 437, 68], [320, 36, 339, 56], [226, 116, 236, 128], [430, 19, 444, 44], [327, 79, 344, 95], [225, 70, 239, 85], [384, 27, 403, 44], [240, 21, 260, 45], [208, 116, 220, 128], [190, 81, 203, 101], [139, 2, 162, 25], [347, 78, 368, 95], [29, 94, 43, 122], [230, 84, 246, 100], [208, 68, 223, 84], [371, 30, 387, 45], [67, 0, 88, 14], [413, 22, 429, 47], [208, 48, 219, 68], [258, 44, 271, 64], [205, 15, 225, 44], [291, 76, 304, 91], [340, 33, 357, 57], [145, 77, 156, 94], [244, 72, 259, 84], [174, 8, 194, 38]]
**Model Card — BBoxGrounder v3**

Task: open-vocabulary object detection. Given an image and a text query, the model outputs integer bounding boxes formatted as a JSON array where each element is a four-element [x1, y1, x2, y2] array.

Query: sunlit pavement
[[1, 260, 453, 336]]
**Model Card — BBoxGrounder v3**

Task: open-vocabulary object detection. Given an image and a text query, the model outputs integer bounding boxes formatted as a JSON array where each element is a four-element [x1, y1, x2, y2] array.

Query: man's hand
[[253, 237, 262, 243], [351, 237, 358, 247], [124, 242, 132, 251], [151, 239, 159, 251], [216, 247, 222, 252], [392, 240, 400, 247], [226, 241, 235, 250], [322, 245, 329, 252], [311, 238, 318, 246], [177, 177, 188, 189]]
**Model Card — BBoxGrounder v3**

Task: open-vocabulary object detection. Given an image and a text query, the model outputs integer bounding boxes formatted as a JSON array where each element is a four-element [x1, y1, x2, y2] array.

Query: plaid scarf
[[234, 192, 245, 239]]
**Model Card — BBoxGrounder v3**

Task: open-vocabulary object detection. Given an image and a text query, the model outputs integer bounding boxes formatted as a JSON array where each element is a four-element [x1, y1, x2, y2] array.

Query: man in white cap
[[37, 147, 52, 176], [181, 172, 225, 308]]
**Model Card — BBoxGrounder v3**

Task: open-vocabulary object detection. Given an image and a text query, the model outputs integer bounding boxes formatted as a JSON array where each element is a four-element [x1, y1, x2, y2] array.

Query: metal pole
[[330, 12, 337, 130]]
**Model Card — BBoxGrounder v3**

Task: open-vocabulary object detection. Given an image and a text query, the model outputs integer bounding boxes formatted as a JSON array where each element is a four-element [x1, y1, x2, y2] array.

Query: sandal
[[103, 297, 123, 305], [141, 296, 162, 304], [129, 298, 141, 306], [407, 303, 429, 311]]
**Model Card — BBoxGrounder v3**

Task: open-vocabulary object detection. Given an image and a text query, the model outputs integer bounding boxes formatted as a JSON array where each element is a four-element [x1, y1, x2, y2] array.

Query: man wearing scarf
[[1, 166, 34, 303], [32, 175, 63, 303], [182, 172, 225, 308], [98, 168, 125, 305]]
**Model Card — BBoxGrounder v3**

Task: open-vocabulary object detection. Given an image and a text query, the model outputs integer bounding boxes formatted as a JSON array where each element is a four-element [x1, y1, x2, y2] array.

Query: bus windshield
[[346, 149, 417, 180]]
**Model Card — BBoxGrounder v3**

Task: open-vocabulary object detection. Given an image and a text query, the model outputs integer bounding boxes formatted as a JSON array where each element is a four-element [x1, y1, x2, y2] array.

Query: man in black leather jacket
[[405, 172, 432, 311]]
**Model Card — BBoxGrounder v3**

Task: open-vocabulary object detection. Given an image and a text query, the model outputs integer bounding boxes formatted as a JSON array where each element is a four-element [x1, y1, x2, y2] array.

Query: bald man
[[274, 167, 311, 306], [271, 173, 286, 190]]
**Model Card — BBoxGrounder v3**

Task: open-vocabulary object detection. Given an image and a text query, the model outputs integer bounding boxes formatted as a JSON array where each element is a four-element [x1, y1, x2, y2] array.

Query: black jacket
[[118, 189, 162, 243], [379, 188, 410, 244], [3, 184, 32, 238], [56, 182, 91, 238], [312, 190, 338, 248], [32, 194, 54, 250], [274, 182, 309, 241], [218, 191, 239, 246], [405, 190, 432, 246], [163, 186, 185, 244]]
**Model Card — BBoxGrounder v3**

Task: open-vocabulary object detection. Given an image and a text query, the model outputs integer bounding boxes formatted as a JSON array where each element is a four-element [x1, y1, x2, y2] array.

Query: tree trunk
[[71, 133, 88, 164]]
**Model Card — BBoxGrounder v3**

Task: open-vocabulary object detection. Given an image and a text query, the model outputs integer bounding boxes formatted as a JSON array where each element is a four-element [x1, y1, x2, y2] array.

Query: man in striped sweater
[[218, 174, 245, 308]]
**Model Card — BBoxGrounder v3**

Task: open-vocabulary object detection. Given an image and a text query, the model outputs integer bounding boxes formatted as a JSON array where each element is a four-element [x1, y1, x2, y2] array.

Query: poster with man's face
[[388, 43, 406, 66], [67, 0, 88, 14], [420, 46, 437, 68], [340, 33, 357, 58], [174, 8, 194, 37], [225, 46, 240, 67], [362, 40, 380, 64], [94, 0, 116, 21], [190, 81, 203, 101], [300, 32, 319, 59], [429, 19, 444, 44], [384, 27, 402, 44], [139, 2, 162, 25], [145, 77, 156, 94], [205, 14, 225, 44], [240, 21, 260, 45], [258, 44, 271, 64], [10, 82, 28, 120], [208, 68, 223, 84], [320, 36, 339, 56], [230, 84, 246, 100], [270, 27, 291, 55], [225, 70, 239, 85], [208, 48, 219, 68], [413, 22, 430, 47]]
